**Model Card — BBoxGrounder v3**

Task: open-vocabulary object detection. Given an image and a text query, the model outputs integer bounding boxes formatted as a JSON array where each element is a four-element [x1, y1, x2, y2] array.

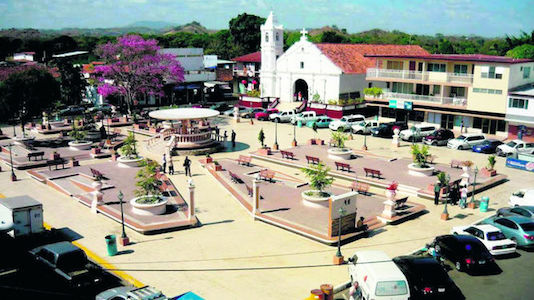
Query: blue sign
[[404, 101, 413, 110], [389, 100, 397, 108], [506, 157, 534, 172]]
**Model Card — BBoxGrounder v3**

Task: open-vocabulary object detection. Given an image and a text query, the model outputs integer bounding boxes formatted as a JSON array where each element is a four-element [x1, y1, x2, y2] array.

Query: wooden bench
[[305, 155, 320, 165], [394, 197, 408, 209], [335, 161, 351, 172], [351, 182, 370, 195], [47, 158, 66, 170], [259, 169, 275, 182], [228, 171, 242, 183], [450, 159, 463, 168], [363, 168, 382, 178], [90, 167, 104, 179], [27, 151, 45, 161], [280, 150, 295, 160], [237, 155, 252, 166]]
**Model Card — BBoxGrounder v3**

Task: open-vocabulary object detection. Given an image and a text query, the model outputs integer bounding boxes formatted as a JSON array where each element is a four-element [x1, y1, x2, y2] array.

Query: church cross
[[300, 28, 308, 37]]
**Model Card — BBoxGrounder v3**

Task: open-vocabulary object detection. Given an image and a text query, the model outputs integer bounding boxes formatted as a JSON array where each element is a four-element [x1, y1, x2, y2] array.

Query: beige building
[[364, 54, 534, 137]]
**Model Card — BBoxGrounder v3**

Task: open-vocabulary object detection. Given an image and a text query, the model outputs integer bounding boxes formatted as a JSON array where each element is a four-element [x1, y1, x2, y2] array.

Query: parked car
[[269, 110, 296, 123], [447, 133, 486, 150], [399, 124, 436, 142], [255, 108, 278, 120], [393, 255, 464, 299], [509, 189, 534, 206], [497, 206, 534, 219], [348, 250, 410, 300], [472, 139, 504, 154], [223, 106, 248, 116], [96, 285, 167, 300], [87, 104, 113, 114], [209, 103, 230, 112], [328, 114, 366, 131], [370, 121, 408, 138], [482, 216, 534, 248], [240, 108, 265, 118], [450, 224, 516, 256], [351, 120, 379, 134], [423, 129, 455, 146], [59, 105, 85, 116], [432, 234, 495, 272], [496, 139, 534, 157], [290, 111, 318, 124], [306, 116, 332, 128], [28, 241, 103, 289]]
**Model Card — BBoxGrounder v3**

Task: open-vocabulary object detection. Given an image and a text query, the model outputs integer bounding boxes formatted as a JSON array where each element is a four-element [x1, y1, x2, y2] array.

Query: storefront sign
[[506, 157, 534, 172], [389, 100, 412, 110]]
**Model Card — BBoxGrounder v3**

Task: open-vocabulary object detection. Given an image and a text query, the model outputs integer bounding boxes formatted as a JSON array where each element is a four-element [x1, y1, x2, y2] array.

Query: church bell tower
[[260, 11, 283, 98]]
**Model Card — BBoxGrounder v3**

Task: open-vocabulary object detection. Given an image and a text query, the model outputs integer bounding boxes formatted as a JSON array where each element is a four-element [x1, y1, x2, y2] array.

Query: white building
[[259, 12, 429, 103], [13, 52, 35, 62]]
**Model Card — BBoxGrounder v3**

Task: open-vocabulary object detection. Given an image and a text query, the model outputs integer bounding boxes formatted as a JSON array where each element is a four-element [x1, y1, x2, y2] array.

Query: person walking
[[183, 156, 191, 177], [161, 153, 167, 174], [168, 158, 174, 175], [215, 127, 220, 141], [231, 130, 236, 148], [460, 184, 468, 209], [434, 180, 441, 205], [223, 130, 228, 143], [349, 281, 362, 300]]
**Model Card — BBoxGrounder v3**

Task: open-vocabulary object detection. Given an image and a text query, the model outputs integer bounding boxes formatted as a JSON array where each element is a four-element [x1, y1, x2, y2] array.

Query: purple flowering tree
[[94, 35, 184, 114]]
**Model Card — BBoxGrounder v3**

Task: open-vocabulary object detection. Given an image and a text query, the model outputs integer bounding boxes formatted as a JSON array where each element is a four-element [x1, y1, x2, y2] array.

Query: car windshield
[[418, 263, 450, 283], [460, 241, 487, 258], [456, 135, 466, 140], [56, 250, 87, 272], [379, 124, 389, 128], [375, 280, 408, 296], [520, 223, 534, 231], [507, 141, 518, 147], [358, 122, 366, 126], [486, 231, 506, 241]]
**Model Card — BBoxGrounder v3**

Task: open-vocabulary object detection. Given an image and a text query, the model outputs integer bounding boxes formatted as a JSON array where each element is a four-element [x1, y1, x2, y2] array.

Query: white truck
[[0, 196, 44, 238], [496, 139, 534, 157], [290, 111, 317, 124], [329, 114, 366, 131], [269, 110, 296, 123], [351, 120, 379, 134]]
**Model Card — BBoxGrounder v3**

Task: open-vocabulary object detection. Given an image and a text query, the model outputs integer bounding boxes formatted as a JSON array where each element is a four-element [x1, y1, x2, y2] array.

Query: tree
[[506, 44, 534, 59], [229, 13, 266, 55], [437, 39, 455, 54], [321, 31, 348, 43], [57, 61, 87, 105], [93, 35, 184, 114], [0, 67, 60, 132], [301, 163, 334, 194]]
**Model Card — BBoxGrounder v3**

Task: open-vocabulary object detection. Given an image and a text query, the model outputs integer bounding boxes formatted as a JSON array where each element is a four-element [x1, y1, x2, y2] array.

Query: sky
[[0, 0, 533, 37]]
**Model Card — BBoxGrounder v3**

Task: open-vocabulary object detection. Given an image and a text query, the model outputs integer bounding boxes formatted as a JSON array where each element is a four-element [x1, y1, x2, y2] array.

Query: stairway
[[276, 102, 302, 112]]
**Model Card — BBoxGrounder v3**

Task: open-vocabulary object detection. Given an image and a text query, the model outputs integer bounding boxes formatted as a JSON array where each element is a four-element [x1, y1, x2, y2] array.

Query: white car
[[351, 120, 379, 134], [496, 139, 534, 157], [446, 133, 486, 150], [509, 189, 534, 207], [399, 124, 436, 142], [451, 224, 516, 256], [269, 110, 295, 123], [329, 114, 365, 131], [290, 111, 317, 124]]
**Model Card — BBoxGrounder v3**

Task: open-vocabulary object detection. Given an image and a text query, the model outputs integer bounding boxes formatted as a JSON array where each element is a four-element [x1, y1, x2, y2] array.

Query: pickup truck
[[496, 139, 534, 156], [269, 110, 296, 123], [28, 241, 103, 289], [351, 120, 379, 134], [290, 111, 317, 125]]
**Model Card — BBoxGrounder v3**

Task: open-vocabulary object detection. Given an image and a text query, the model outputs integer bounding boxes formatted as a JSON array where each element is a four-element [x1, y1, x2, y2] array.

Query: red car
[[255, 108, 279, 121]]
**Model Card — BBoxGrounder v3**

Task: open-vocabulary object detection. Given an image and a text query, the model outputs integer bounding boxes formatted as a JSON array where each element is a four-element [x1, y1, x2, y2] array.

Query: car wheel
[[432, 141, 438, 146], [356, 130, 362, 134], [455, 261, 463, 271], [274, 118, 280, 123]]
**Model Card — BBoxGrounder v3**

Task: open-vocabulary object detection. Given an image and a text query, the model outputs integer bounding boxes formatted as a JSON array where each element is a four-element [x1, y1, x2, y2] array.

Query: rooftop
[[509, 84, 534, 97], [364, 53, 534, 64], [232, 51, 261, 63]]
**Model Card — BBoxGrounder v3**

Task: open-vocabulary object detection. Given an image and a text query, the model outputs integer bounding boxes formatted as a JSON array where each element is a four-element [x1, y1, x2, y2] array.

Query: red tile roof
[[232, 51, 261, 63], [364, 53, 534, 64], [315, 44, 429, 74]]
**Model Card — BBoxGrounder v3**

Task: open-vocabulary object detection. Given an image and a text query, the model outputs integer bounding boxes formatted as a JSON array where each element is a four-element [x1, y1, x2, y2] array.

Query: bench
[[351, 182, 370, 195], [47, 158, 66, 170], [280, 150, 295, 160], [394, 197, 408, 209], [450, 159, 463, 168], [237, 155, 252, 166], [228, 171, 242, 183], [90, 167, 104, 179], [245, 183, 253, 197], [305, 155, 320, 165], [27, 151, 45, 161], [363, 168, 382, 178], [259, 169, 275, 182], [335, 161, 351, 172]]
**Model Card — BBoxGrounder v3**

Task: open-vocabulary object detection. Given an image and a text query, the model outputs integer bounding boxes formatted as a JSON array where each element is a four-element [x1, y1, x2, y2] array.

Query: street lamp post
[[273, 121, 279, 150], [469, 166, 479, 208], [335, 207, 346, 261], [411, 126, 417, 146], [362, 134, 368, 150], [7, 144, 17, 181], [292, 122, 297, 146], [12, 123, 16, 138], [118, 191, 129, 246]]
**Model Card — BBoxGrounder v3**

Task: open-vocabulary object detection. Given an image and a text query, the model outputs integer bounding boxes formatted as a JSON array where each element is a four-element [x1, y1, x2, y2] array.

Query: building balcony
[[366, 91, 467, 107], [366, 68, 473, 85]]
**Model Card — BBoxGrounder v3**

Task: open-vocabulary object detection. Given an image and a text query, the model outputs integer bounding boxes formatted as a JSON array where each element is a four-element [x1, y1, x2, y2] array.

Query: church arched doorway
[[293, 79, 308, 102]]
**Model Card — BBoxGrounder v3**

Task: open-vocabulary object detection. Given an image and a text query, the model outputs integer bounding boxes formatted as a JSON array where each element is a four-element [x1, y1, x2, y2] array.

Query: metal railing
[[366, 68, 473, 84], [370, 91, 467, 106]]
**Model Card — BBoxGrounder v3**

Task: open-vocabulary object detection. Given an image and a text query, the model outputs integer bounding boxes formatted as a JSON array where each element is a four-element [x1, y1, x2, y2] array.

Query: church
[[259, 12, 429, 103]]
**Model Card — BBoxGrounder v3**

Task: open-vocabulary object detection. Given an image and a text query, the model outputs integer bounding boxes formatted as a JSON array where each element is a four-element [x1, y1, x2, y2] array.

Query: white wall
[[508, 63, 534, 88]]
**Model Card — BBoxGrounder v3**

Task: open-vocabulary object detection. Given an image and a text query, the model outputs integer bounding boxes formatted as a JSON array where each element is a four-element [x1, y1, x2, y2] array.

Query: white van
[[348, 250, 410, 300]]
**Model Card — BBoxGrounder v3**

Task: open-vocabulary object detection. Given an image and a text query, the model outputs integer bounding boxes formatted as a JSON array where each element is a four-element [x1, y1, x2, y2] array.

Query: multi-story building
[[506, 83, 534, 142], [364, 54, 534, 138], [231, 51, 261, 94]]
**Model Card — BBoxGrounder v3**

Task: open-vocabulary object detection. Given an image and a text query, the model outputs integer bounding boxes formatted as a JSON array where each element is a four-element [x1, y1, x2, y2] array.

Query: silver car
[[497, 206, 534, 219]]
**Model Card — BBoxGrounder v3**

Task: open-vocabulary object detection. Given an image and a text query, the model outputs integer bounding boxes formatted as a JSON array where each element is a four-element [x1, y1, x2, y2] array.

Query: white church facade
[[259, 12, 429, 103]]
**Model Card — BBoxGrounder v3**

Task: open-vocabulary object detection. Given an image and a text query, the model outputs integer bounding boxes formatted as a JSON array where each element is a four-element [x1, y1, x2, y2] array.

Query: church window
[[368, 83, 373, 88], [300, 62, 304, 69], [265, 33, 269, 42], [276, 32, 279, 41]]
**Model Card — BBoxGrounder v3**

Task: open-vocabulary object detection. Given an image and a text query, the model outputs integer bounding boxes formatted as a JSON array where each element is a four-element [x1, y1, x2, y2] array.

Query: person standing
[[460, 184, 468, 208], [161, 153, 167, 174], [223, 130, 228, 143], [434, 180, 441, 205], [349, 281, 362, 300], [450, 184, 459, 206], [460, 119, 464, 134], [183, 156, 191, 177], [215, 127, 220, 141], [231, 130, 236, 148], [168, 158, 174, 175]]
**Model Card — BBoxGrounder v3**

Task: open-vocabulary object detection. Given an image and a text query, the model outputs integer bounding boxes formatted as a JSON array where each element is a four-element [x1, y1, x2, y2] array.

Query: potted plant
[[408, 144, 435, 176], [211, 160, 222, 171], [300, 163, 334, 207], [257, 128, 271, 155], [130, 159, 168, 216], [117, 132, 143, 167], [308, 122, 323, 145], [327, 131, 352, 160], [481, 155, 497, 177], [68, 123, 92, 150], [385, 182, 398, 199], [437, 171, 451, 220], [205, 153, 213, 164]]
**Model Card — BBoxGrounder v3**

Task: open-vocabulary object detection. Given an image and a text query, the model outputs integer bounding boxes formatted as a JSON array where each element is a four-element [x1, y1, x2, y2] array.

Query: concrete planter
[[117, 156, 143, 168], [327, 148, 353, 160], [130, 196, 168, 216], [481, 167, 497, 177], [209, 163, 222, 171], [301, 190, 332, 208], [13, 135, 35, 145], [408, 163, 435, 176], [308, 138, 324, 145], [258, 147, 271, 155], [68, 140, 92, 151], [85, 130, 101, 141]]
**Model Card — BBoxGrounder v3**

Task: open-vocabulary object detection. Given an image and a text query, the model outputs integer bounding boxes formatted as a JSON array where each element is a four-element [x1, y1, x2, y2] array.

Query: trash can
[[297, 120, 303, 128], [479, 196, 489, 212], [105, 234, 118, 256]]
